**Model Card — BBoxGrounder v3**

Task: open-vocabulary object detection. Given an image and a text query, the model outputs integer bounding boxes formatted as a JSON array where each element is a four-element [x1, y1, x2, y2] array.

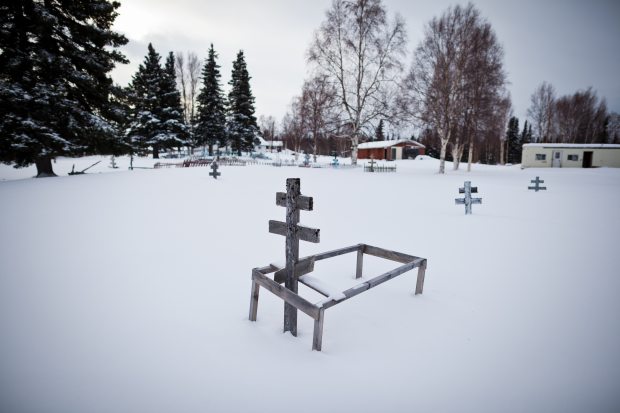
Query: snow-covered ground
[[1, 156, 619, 413]]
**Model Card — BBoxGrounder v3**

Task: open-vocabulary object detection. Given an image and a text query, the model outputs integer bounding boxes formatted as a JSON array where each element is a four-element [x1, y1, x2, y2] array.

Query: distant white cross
[[455, 181, 482, 214]]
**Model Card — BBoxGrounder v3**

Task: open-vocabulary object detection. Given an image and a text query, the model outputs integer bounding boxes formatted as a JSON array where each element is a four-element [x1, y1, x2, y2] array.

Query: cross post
[[528, 176, 546, 192], [268, 178, 320, 336], [455, 181, 482, 214], [209, 161, 221, 179]]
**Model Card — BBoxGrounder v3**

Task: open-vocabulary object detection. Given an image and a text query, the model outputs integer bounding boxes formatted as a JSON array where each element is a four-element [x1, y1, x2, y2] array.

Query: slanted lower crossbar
[[248, 243, 427, 351]]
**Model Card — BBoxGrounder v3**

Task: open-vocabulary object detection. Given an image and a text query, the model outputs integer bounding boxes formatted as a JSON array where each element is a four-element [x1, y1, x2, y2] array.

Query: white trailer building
[[521, 143, 620, 168]]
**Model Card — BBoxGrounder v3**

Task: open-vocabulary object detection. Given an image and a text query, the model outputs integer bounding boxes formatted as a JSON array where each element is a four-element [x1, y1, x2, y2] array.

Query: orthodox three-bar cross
[[528, 176, 546, 192], [268, 178, 320, 336], [209, 161, 220, 179], [455, 181, 482, 214]]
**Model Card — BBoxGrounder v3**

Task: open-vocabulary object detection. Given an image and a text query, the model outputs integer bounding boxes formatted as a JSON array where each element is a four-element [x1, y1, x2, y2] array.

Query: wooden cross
[[455, 181, 482, 214], [528, 176, 546, 192], [368, 158, 376, 172], [268, 178, 320, 336], [209, 161, 221, 179]]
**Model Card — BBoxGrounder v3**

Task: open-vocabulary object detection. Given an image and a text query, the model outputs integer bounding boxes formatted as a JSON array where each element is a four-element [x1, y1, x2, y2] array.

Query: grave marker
[[249, 178, 428, 351], [528, 176, 546, 191], [455, 181, 482, 214], [209, 161, 221, 179], [331, 154, 339, 167], [268, 178, 320, 335], [368, 158, 376, 172]]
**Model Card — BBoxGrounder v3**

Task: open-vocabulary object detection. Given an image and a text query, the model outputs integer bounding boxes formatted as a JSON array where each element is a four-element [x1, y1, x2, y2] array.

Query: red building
[[358, 139, 425, 160]]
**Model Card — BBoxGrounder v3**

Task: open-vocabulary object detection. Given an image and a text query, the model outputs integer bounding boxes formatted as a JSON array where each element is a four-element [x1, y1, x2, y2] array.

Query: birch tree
[[308, 0, 407, 165], [527, 81, 556, 142], [404, 3, 506, 174], [403, 5, 470, 173], [175, 51, 200, 149], [300, 74, 339, 160]]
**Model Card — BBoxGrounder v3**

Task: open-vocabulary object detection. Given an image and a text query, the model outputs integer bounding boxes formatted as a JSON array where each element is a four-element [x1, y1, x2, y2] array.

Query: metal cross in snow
[[455, 181, 482, 215], [528, 176, 546, 192], [209, 161, 221, 179], [268, 178, 320, 336], [331, 154, 339, 167]]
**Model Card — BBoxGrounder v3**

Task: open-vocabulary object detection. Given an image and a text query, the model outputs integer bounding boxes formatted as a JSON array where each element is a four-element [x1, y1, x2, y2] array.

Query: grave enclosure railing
[[249, 178, 427, 351], [250, 243, 426, 351]]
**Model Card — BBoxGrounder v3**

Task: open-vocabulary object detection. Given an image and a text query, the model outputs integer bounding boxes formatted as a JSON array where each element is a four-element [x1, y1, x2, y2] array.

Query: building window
[[535, 154, 546, 161], [567, 154, 579, 161]]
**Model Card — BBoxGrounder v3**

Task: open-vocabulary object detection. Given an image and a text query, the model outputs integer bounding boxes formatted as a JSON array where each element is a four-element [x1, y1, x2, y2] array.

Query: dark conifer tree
[[126, 45, 186, 158], [506, 116, 521, 164], [375, 119, 385, 141], [195, 44, 227, 155], [161, 52, 189, 149], [226, 51, 260, 155], [520, 120, 531, 146], [0, 0, 128, 176]]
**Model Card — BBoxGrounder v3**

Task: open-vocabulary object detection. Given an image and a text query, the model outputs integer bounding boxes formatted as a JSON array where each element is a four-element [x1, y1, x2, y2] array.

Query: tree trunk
[[439, 140, 448, 174], [451, 145, 460, 170], [152, 146, 159, 159], [499, 139, 505, 165], [35, 157, 57, 177], [350, 136, 359, 165], [467, 139, 474, 172]]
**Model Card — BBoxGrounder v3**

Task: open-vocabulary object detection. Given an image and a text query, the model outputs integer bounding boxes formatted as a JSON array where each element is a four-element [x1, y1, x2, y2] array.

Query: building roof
[[256, 137, 283, 147], [523, 143, 620, 149], [358, 139, 425, 149]]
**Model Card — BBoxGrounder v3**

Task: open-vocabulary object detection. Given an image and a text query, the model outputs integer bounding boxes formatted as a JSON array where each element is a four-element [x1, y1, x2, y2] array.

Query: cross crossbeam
[[455, 181, 482, 214]]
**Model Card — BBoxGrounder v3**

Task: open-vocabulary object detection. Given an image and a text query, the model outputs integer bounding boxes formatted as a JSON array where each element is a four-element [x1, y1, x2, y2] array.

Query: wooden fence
[[364, 164, 397, 173]]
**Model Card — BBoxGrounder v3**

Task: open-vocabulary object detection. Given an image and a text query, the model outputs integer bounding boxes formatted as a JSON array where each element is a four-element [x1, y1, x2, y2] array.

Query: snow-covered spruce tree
[[375, 119, 386, 141], [195, 44, 227, 156], [0, 0, 128, 177], [226, 51, 260, 156], [126, 45, 187, 159], [506, 116, 521, 164], [161, 52, 189, 150]]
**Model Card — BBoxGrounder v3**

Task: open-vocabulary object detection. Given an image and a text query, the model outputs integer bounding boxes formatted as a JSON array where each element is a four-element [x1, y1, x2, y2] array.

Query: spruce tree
[[521, 120, 531, 146], [161, 52, 189, 150], [226, 51, 260, 155], [195, 44, 227, 156], [0, 0, 128, 176], [126, 45, 186, 158], [375, 120, 385, 141], [506, 116, 521, 164]]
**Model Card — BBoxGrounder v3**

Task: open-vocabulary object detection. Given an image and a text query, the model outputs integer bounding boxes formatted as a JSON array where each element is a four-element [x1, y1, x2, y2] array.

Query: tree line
[[125, 43, 259, 159], [0, 1, 260, 176], [1, 0, 618, 177], [272, 0, 618, 172]]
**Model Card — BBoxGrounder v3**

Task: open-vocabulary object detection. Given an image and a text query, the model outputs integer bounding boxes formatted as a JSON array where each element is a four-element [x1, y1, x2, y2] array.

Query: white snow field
[[1, 156, 619, 413]]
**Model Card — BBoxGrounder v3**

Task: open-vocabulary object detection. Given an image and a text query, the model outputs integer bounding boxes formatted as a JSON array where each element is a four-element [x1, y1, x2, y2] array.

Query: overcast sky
[[111, 0, 620, 131]]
